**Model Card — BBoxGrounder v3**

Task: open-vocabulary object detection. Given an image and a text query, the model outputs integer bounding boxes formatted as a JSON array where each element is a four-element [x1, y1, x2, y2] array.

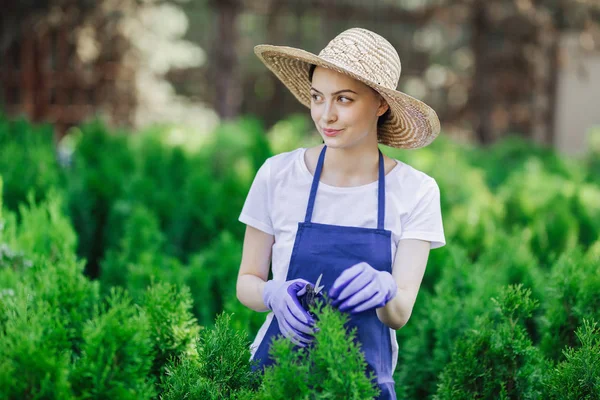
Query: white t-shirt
[[238, 147, 446, 373]]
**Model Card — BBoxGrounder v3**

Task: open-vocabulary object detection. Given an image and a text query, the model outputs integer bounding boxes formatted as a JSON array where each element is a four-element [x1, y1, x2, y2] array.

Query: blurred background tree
[[1, 0, 599, 152]]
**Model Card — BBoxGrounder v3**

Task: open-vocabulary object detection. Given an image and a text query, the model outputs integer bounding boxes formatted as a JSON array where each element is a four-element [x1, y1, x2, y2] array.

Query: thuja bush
[[0, 181, 212, 399], [70, 288, 156, 400], [160, 313, 261, 400], [385, 137, 505, 261], [0, 188, 99, 398], [394, 245, 473, 399], [434, 284, 547, 399], [539, 242, 600, 362], [185, 230, 254, 328], [543, 319, 600, 399], [7, 190, 77, 264], [0, 115, 64, 213], [64, 120, 136, 278], [0, 283, 74, 399], [141, 282, 200, 381], [497, 159, 600, 266], [99, 204, 264, 331], [254, 300, 380, 400], [162, 302, 381, 399], [467, 135, 584, 191], [100, 204, 187, 302], [395, 230, 545, 399]]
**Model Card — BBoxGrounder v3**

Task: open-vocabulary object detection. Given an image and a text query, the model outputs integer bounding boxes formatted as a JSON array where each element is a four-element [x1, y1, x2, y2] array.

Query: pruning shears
[[314, 273, 325, 295], [299, 273, 325, 317]]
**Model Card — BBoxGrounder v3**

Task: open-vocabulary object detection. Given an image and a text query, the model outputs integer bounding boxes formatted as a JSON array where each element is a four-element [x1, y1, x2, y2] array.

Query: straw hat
[[254, 27, 441, 149]]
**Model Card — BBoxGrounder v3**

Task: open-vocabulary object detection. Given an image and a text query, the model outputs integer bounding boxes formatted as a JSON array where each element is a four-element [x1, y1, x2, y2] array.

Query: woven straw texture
[[254, 27, 441, 149]]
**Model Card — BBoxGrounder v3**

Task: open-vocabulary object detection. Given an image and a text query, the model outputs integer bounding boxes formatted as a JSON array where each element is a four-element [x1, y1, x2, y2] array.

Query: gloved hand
[[263, 279, 316, 347], [329, 262, 397, 314]]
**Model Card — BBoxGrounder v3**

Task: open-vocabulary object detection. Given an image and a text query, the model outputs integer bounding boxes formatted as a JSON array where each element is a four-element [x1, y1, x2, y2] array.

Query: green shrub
[[0, 185, 99, 356], [255, 300, 380, 400], [109, 134, 191, 258], [65, 120, 136, 278], [0, 200, 98, 399], [141, 282, 200, 380], [3, 113, 600, 398], [395, 231, 545, 398], [468, 135, 584, 190], [100, 205, 187, 301], [539, 243, 600, 361], [70, 288, 156, 399], [0, 116, 64, 213], [435, 284, 546, 399], [0, 279, 74, 400], [385, 137, 505, 261], [497, 159, 591, 266], [161, 313, 261, 400], [185, 230, 243, 326], [10, 191, 77, 263], [543, 319, 600, 399], [266, 113, 321, 154]]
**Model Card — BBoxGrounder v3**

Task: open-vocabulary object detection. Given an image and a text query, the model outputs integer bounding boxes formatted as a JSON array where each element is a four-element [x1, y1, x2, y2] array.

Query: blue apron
[[253, 145, 396, 399]]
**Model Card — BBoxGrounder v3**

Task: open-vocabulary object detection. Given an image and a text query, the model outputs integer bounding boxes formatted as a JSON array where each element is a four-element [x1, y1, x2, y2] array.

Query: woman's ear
[[377, 96, 390, 117]]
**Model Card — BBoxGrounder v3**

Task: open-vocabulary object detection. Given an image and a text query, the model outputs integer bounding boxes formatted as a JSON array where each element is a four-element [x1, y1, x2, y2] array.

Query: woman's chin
[[322, 136, 343, 147]]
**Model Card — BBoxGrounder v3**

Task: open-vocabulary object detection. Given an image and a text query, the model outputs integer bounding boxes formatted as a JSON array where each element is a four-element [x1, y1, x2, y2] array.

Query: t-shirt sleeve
[[399, 177, 446, 249], [238, 158, 274, 235]]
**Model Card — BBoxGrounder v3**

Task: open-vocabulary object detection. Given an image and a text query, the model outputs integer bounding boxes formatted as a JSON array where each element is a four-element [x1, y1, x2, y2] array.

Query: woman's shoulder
[[265, 147, 304, 167], [260, 147, 305, 179], [388, 158, 437, 193]]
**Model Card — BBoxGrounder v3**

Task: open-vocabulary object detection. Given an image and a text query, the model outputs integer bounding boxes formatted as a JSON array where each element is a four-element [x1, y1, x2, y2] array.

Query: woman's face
[[310, 66, 388, 150]]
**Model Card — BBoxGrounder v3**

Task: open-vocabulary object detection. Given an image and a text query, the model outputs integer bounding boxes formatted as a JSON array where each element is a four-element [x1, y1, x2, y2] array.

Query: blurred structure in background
[[0, 0, 137, 137], [0, 0, 218, 139], [1, 0, 599, 153]]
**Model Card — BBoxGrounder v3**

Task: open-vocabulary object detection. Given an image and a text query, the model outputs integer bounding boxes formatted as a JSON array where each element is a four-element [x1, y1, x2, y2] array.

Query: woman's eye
[[311, 94, 352, 103]]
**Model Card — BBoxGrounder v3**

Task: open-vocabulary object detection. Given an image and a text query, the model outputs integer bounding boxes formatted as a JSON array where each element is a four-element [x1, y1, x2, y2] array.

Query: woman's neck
[[319, 143, 381, 187]]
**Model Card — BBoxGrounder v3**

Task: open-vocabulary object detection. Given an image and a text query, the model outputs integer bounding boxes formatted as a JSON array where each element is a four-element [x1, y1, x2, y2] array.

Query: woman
[[236, 27, 446, 399]]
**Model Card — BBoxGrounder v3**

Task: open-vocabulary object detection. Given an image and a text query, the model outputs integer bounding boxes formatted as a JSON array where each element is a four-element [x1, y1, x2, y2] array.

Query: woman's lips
[[323, 128, 343, 137]]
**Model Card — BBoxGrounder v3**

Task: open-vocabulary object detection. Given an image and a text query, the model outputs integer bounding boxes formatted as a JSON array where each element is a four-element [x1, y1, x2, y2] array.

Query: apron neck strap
[[304, 145, 386, 230]]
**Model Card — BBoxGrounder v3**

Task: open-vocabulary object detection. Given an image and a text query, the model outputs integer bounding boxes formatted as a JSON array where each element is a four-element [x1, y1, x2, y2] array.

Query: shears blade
[[314, 273, 325, 295]]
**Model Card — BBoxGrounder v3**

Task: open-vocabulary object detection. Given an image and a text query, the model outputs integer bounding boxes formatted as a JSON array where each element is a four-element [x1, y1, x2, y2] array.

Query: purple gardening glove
[[329, 262, 397, 314], [263, 278, 316, 347]]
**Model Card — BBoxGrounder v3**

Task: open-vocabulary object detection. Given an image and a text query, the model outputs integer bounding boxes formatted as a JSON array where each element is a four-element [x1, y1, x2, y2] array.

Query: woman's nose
[[320, 102, 337, 124]]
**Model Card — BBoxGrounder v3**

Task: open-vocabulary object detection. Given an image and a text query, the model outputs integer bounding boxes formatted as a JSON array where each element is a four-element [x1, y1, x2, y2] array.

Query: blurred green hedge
[[1, 112, 599, 399]]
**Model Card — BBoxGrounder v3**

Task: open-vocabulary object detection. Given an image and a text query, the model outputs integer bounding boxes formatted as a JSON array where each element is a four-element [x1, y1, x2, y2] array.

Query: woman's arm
[[376, 238, 431, 329], [236, 225, 275, 312]]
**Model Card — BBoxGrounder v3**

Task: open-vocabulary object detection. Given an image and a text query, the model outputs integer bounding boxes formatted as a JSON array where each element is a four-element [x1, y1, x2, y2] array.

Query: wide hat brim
[[254, 44, 441, 149]]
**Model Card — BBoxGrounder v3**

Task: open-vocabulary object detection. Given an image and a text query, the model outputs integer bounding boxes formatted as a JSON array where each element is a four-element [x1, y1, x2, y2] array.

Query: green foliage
[[0, 288, 74, 400], [539, 243, 600, 361], [70, 288, 156, 399], [100, 204, 187, 302], [543, 319, 600, 400], [2, 114, 600, 398], [468, 135, 584, 190], [266, 113, 322, 154], [395, 230, 546, 399], [497, 159, 600, 266], [0, 116, 64, 213], [0, 193, 99, 399], [255, 300, 380, 400], [161, 313, 261, 400], [11, 190, 77, 263], [186, 230, 244, 326], [435, 285, 546, 400], [65, 120, 136, 277], [141, 282, 200, 380]]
